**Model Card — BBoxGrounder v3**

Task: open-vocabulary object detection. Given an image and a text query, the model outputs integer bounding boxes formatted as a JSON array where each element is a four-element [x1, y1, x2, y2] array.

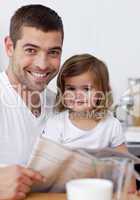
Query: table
[[26, 193, 65, 200], [26, 193, 140, 200]]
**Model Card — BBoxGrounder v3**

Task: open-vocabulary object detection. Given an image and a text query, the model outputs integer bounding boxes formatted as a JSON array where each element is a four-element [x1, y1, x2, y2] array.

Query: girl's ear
[[4, 36, 14, 57]]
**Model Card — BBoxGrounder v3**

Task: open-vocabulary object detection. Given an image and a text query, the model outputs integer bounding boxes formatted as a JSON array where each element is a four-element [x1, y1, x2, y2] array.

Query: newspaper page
[[27, 136, 96, 192], [27, 136, 140, 192], [77, 148, 140, 164]]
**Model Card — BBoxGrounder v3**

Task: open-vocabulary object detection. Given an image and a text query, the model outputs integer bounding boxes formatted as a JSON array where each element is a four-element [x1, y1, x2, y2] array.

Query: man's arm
[[0, 165, 46, 200]]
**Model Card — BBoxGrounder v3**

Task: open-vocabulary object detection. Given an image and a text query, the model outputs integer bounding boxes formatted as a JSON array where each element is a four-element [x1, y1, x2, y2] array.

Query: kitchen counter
[[125, 127, 140, 156], [25, 193, 140, 200]]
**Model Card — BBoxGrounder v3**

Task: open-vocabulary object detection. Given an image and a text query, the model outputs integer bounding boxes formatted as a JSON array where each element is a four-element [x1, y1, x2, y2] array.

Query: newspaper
[[27, 136, 140, 192], [77, 147, 140, 163]]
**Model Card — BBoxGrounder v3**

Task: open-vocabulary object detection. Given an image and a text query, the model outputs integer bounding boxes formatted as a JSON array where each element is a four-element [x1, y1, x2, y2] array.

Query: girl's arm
[[114, 143, 128, 153]]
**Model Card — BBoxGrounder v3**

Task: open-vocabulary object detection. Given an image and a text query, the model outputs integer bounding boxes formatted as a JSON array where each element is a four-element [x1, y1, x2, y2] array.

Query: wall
[[0, 0, 140, 104]]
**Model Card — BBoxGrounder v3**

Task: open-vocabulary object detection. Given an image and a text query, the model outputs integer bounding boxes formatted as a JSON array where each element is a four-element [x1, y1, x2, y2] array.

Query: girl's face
[[63, 70, 98, 112]]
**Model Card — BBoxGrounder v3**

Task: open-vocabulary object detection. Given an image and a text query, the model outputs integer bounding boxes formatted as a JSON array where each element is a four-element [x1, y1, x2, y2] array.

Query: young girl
[[42, 53, 127, 152]]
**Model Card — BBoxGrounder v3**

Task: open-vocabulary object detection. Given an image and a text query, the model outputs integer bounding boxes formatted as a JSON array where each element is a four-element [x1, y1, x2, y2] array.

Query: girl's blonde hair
[[55, 54, 113, 120]]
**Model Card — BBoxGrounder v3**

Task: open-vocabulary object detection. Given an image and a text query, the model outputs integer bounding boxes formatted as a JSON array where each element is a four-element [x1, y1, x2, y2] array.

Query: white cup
[[66, 178, 113, 200]]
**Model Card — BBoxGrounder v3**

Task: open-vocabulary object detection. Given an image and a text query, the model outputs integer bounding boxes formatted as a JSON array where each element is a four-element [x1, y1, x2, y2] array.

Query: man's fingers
[[12, 192, 26, 200], [17, 192, 26, 200], [19, 175, 33, 186], [0, 165, 34, 200], [18, 183, 31, 194], [21, 167, 44, 182]]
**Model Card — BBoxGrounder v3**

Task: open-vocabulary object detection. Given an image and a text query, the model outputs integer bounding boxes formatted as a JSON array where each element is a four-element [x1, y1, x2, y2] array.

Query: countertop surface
[[25, 193, 140, 200], [125, 127, 140, 143]]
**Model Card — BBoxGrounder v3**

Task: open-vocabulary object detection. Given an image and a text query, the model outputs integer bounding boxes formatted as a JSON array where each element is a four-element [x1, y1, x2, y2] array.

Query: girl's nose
[[75, 89, 84, 99]]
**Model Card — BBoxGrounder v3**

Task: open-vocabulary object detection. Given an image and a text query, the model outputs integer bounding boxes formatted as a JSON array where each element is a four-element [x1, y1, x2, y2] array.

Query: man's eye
[[25, 48, 36, 54], [48, 50, 61, 57]]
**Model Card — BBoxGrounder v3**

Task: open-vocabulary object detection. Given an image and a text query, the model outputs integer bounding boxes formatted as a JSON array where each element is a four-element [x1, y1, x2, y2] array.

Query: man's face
[[5, 26, 63, 92]]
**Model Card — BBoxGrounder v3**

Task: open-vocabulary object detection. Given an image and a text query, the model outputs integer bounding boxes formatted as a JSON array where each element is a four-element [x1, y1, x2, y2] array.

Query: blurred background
[[1, 0, 140, 104]]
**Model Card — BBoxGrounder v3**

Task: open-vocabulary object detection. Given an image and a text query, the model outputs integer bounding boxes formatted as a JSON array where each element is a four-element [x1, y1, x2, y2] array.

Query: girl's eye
[[83, 87, 91, 92], [65, 87, 75, 91]]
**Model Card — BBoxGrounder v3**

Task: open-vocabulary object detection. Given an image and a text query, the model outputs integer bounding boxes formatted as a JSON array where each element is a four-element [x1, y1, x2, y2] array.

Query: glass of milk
[[66, 178, 113, 200]]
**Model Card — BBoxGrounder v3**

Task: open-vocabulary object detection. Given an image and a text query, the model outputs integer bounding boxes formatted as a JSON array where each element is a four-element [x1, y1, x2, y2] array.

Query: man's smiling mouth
[[31, 72, 48, 78], [27, 71, 51, 79]]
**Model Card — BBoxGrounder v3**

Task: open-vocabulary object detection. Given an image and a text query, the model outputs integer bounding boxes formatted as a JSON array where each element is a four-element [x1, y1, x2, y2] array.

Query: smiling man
[[0, 4, 63, 199]]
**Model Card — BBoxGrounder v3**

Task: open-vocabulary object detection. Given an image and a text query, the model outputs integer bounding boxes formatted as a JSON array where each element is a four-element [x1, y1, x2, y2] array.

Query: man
[[0, 4, 63, 199]]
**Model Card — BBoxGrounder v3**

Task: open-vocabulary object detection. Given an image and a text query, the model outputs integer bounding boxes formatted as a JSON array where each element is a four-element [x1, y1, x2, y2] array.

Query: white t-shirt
[[43, 110, 126, 149], [0, 72, 55, 165]]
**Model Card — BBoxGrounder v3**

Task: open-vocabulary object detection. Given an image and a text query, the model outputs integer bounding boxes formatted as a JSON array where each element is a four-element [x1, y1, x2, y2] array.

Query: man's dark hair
[[10, 4, 64, 47]]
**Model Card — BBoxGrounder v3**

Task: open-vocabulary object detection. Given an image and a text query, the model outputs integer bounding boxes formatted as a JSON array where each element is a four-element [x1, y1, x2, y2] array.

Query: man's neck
[[6, 68, 42, 117]]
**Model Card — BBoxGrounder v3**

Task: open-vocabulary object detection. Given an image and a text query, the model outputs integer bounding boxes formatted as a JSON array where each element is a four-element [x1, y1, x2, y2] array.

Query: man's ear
[[4, 36, 14, 57]]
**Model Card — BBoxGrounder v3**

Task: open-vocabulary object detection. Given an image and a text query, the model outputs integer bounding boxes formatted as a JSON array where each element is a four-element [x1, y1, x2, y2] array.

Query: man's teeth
[[31, 72, 48, 78]]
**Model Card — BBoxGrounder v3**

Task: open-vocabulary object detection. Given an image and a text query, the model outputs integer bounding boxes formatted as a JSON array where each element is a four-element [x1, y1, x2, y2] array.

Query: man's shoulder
[[0, 71, 6, 81], [0, 71, 7, 91]]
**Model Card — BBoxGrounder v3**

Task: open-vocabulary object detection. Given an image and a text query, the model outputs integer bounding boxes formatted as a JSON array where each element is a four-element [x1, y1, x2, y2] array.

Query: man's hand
[[0, 165, 45, 200]]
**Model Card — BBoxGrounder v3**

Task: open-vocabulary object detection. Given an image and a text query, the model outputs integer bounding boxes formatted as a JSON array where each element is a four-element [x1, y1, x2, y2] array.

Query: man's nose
[[35, 54, 48, 70]]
